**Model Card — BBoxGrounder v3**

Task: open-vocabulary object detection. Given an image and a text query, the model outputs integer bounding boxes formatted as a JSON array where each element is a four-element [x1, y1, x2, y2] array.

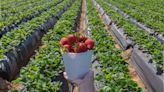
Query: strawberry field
[[0, 0, 163, 92]]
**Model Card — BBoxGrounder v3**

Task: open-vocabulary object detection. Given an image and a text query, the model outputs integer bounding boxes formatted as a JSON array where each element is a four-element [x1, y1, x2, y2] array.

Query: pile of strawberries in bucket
[[60, 34, 95, 53]]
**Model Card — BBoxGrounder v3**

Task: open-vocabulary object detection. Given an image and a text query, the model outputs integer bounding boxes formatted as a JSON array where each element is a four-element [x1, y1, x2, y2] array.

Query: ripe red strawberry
[[67, 34, 78, 44], [60, 37, 69, 46], [60, 34, 95, 53], [63, 44, 73, 52], [73, 47, 81, 53], [79, 43, 88, 52], [79, 36, 87, 42], [85, 39, 95, 49]]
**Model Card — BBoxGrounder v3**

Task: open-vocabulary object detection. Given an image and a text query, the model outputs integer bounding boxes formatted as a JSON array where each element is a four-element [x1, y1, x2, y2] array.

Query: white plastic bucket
[[62, 50, 93, 81]]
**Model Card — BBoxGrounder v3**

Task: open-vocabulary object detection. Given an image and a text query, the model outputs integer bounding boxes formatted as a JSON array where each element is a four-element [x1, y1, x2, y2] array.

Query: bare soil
[[121, 48, 147, 91], [79, 0, 86, 34]]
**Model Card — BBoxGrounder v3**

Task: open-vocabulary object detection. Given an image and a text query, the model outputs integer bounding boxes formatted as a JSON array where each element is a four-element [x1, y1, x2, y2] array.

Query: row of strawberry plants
[[1, 0, 45, 14], [1, 0, 34, 10], [0, 0, 75, 81], [1, 0, 17, 5], [86, 0, 144, 91], [1, 0, 50, 20], [106, 0, 164, 15], [105, 0, 164, 33], [102, 0, 164, 44], [0, 0, 22, 10], [10, 0, 80, 91], [0, 0, 61, 31], [1, 0, 42, 14], [0, 0, 69, 59], [1, 0, 17, 6], [1, 0, 35, 6], [96, 0, 164, 72]]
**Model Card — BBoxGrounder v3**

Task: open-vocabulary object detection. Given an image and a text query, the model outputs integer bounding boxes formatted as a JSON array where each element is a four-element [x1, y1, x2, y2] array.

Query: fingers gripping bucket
[[62, 51, 93, 81]]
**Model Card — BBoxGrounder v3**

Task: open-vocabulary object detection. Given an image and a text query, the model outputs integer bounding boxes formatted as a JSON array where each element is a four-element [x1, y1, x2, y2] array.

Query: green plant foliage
[[0, 0, 68, 60], [87, 0, 144, 91], [106, 0, 164, 33], [11, 0, 81, 91], [96, 0, 164, 71], [0, 0, 60, 30]]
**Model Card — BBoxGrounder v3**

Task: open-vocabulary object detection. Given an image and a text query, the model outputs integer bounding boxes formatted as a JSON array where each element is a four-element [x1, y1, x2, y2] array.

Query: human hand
[[63, 70, 95, 92]]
